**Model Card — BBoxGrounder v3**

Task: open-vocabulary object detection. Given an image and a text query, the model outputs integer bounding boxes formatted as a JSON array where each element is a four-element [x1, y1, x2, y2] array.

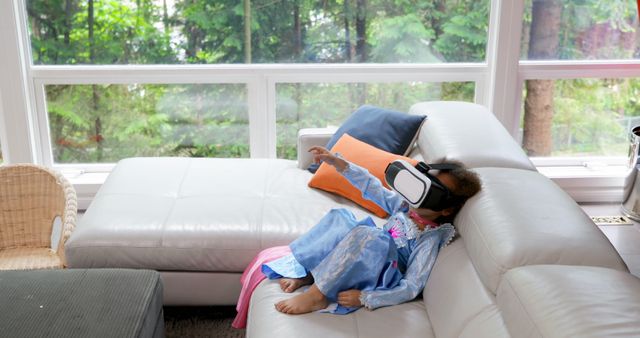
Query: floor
[[579, 203, 640, 278]]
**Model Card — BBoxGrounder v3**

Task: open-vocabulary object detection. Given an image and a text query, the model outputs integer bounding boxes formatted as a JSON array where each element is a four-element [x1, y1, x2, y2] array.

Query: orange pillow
[[308, 134, 418, 218]]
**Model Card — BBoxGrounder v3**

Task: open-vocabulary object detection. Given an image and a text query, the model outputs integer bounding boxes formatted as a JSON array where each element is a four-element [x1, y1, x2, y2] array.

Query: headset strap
[[424, 162, 461, 171]]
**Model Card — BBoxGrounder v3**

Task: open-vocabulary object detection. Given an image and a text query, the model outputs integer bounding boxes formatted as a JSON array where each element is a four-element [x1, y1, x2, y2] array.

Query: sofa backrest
[[409, 101, 536, 171]]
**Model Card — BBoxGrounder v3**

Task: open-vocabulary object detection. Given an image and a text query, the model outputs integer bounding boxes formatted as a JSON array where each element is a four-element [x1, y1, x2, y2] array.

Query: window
[[19, 0, 490, 168], [520, 78, 639, 158], [521, 0, 639, 61], [46, 84, 248, 163], [519, 0, 640, 160]]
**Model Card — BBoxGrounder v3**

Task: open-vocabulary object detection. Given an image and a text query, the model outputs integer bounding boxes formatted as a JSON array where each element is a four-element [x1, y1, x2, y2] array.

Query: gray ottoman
[[0, 269, 164, 338]]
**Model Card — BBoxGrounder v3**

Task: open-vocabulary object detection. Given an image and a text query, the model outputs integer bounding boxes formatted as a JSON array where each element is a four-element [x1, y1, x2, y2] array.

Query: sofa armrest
[[297, 127, 336, 169]]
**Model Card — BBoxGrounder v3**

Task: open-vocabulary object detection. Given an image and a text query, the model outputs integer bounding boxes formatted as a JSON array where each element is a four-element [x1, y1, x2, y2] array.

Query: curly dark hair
[[446, 161, 482, 201], [436, 160, 482, 221]]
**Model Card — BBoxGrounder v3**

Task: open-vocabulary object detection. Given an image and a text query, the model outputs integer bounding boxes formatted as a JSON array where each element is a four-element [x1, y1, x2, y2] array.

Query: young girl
[[263, 146, 482, 315]]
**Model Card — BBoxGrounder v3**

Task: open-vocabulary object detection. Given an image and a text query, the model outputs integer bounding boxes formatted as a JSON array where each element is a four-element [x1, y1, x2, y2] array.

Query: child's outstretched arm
[[308, 146, 404, 214]]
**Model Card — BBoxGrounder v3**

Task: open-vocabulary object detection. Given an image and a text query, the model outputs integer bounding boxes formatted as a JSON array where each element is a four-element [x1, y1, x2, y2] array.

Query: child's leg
[[279, 274, 314, 293], [290, 209, 369, 272], [274, 284, 329, 314]]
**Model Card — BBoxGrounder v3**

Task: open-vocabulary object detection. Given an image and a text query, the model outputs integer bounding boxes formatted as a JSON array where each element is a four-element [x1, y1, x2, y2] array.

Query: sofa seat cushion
[[410, 101, 536, 171], [498, 265, 640, 337], [66, 157, 383, 272], [455, 167, 628, 293], [246, 279, 434, 338]]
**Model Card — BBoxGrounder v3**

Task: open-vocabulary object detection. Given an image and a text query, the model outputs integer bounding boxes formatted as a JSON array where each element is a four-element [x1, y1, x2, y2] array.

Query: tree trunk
[[88, 0, 94, 63], [88, 0, 103, 161], [355, 0, 366, 62], [163, 0, 169, 34], [184, 0, 201, 61], [354, 0, 367, 104], [523, 81, 555, 156], [522, 0, 562, 156], [64, 0, 72, 45], [244, 0, 252, 63], [343, 0, 352, 61], [293, 3, 302, 59], [431, 0, 446, 38]]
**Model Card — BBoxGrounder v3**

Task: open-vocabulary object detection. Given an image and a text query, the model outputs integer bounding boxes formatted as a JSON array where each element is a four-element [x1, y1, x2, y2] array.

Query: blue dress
[[263, 161, 455, 313]]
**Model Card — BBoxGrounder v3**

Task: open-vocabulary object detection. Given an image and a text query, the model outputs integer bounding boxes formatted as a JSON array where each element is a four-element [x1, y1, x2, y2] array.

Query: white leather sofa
[[65, 101, 640, 337]]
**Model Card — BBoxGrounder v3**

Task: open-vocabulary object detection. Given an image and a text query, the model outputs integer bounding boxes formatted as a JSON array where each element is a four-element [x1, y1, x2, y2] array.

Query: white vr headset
[[384, 160, 462, 211]]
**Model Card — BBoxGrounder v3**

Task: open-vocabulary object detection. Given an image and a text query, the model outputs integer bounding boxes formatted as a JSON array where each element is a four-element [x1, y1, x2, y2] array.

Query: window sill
[[537, 165, 626, 203]]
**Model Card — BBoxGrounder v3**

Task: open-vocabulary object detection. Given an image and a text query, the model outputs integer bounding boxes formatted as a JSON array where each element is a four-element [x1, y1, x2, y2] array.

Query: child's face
[[410, 172, 457, 220]]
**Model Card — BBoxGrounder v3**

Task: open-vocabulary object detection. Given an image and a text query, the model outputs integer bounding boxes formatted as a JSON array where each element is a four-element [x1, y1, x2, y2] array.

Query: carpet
[[164, 306, 245, 338]]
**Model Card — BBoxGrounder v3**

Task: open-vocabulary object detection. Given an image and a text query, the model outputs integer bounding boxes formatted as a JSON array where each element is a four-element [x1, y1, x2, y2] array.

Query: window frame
[[1, 0, 638, 204]]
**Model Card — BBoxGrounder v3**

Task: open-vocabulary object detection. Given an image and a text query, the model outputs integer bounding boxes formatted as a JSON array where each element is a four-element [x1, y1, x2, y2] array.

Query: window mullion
[[248, 76, 271, 159], [484, 0, 525, 137], [0, 0, 40, 164]]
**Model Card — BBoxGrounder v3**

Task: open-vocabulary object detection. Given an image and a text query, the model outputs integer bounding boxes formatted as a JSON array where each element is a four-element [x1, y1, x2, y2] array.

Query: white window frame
[[31, 63, 486, 173], [1, 0, 637, 206]]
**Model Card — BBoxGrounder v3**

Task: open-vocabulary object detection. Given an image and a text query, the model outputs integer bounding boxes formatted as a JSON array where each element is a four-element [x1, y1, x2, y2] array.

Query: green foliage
[[33, 0, 640, 162], [369, 14, 437, 62], [434, 2, 489, 62], [28, 0, 174, 64], [28, 0, 490, 163]]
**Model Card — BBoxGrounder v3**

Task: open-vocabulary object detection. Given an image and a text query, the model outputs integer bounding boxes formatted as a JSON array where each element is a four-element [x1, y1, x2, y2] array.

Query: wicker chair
[[0, 164, 77, 270]]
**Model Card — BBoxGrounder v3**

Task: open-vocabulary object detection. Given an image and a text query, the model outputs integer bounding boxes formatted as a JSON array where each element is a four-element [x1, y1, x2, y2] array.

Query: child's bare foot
[[279, 275, 313, 293], [275, 284, 329, 314]]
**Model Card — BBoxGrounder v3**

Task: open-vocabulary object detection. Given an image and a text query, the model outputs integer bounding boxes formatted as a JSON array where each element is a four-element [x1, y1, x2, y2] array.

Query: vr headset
[[384, 160, 462, 211]]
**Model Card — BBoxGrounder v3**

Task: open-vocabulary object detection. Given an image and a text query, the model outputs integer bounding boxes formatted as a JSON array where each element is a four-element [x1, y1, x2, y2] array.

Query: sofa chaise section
[[65, 157, 384, 305]]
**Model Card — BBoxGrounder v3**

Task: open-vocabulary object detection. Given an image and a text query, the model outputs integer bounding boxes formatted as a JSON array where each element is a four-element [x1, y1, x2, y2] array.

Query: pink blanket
[[232, 245, 291, 329]]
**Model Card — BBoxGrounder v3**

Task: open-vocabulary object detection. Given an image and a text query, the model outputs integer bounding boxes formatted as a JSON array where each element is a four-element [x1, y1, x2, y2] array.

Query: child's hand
[[337, 289, 362, 308], [308, 146, 335, 164], [309, 146, 347, 172]]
